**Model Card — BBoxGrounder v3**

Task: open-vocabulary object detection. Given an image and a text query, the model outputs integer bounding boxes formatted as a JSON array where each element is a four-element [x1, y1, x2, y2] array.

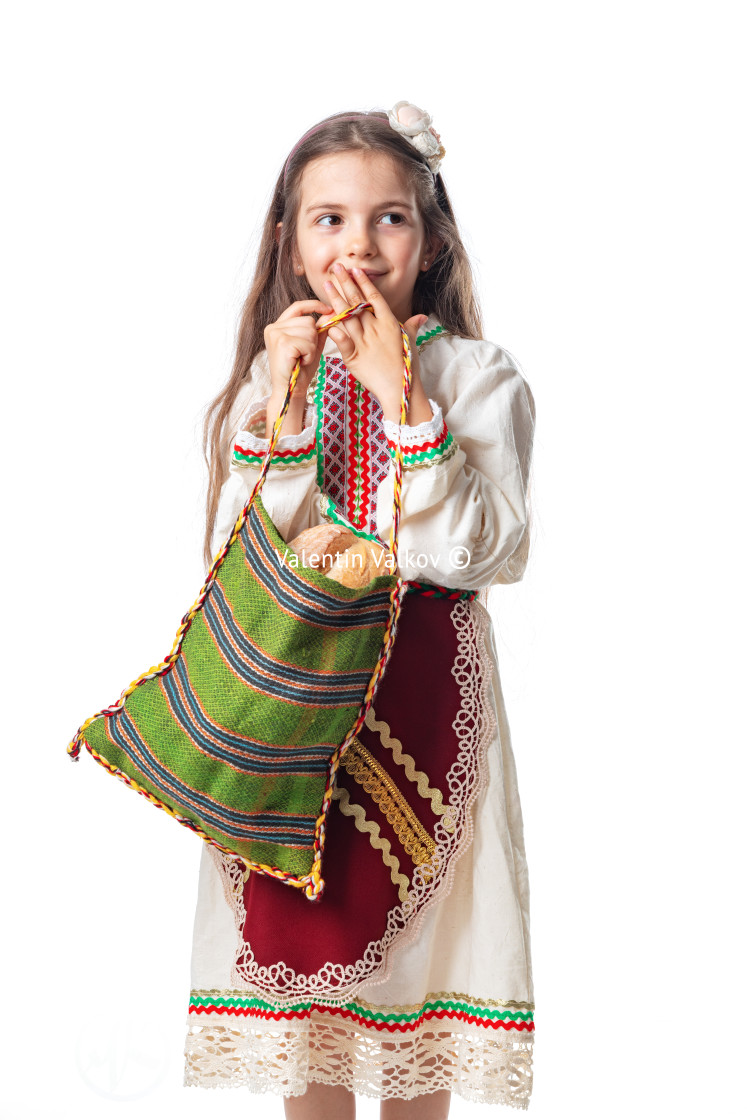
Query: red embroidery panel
[[320, 357, 391, 536]]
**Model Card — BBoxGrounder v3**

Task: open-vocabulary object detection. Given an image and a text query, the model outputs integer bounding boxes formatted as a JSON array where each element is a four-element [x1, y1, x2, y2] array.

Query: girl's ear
[[277, 221, 304, 274], [422, 235, 444, 270], [278, 222, 305, 276]]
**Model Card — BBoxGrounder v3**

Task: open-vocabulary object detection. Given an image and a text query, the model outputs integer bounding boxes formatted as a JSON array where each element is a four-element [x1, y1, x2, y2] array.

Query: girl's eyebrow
[[304, 200, 415, 214]]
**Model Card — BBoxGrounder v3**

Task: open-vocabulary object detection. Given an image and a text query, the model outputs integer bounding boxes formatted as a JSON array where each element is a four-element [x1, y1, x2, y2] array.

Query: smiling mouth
[[328, 268, 386, 291]]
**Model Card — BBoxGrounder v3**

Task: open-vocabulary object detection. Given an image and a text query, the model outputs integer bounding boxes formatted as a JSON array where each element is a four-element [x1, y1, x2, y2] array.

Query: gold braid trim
[[341, 738, 437, 869], [365, 709, 455, 833], [336, 991, 535, 1014], [332, 786, 410, 902]]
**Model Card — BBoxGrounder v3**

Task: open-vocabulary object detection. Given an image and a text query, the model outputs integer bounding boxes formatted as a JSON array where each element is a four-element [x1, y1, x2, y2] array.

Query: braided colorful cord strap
[[67, 303, 413, 903], [302, 309, 412, 899]]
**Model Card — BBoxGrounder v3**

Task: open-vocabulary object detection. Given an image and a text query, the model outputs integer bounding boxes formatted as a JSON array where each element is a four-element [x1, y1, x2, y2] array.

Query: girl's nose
[[344, 222, 376, 259]]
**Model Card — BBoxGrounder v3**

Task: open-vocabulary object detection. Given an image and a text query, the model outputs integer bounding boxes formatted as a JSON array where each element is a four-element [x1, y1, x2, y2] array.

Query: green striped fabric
[[79, 495, 397, 882]]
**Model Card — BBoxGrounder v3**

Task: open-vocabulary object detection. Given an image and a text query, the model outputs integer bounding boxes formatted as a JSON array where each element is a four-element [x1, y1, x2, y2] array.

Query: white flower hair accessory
[[387, 101, 445, 175]]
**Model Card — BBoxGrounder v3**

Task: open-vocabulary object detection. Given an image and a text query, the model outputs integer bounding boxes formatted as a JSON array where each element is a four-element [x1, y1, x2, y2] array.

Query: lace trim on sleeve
[[233, 397, 317, 470], [382, 400, 458, 471]]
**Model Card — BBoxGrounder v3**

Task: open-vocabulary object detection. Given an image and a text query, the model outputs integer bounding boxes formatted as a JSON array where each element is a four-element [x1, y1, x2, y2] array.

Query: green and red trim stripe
[[233, 431, 316, 469], [188, 992, 534, 1033], [386, 417, 455, 468], [347, 374, 373, 530]]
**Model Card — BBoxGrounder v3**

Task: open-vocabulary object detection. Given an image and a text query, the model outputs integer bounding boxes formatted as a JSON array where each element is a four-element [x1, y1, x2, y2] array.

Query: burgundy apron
[[232, 356, 484, 994]]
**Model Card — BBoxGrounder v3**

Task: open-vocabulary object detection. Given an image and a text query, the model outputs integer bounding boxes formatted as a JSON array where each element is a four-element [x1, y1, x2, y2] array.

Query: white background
[[2, 1, 744, 1117]]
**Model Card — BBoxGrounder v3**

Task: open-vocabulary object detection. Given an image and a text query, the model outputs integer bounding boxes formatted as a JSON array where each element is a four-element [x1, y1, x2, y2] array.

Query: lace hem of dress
[[183, 1016, 533, 1108], [209, 599, 498, 1005]]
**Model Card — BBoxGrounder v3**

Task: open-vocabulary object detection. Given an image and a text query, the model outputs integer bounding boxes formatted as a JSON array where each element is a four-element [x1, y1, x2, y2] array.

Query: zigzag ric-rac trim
[[188, 989, 535, 1032], [386, 420, 457, 470], [332, 785, 410, 901], [414, 324, 447, 350], [364, 708, 454, 831], [233, 441, 316, 470]]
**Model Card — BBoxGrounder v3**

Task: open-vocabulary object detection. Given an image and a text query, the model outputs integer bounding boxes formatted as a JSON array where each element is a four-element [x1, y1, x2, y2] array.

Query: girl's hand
[[320, 267, 431, 424], [263, 299, 332, 436]]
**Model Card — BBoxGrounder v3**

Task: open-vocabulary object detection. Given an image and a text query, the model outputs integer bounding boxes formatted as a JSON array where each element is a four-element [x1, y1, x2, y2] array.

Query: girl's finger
[[328, 325, 354, 361], [348, 268, 392, 318], [317, 283, 354, 348], [322, 276, 368, 342], [276, 325, 323, 354], [320, 315, 352, 346], [318, 288, 340, 331], [329, 266, 368, 310], [320, 281, 358, 333], [278, 300, 333, 322], [322, 279, 346, 310]]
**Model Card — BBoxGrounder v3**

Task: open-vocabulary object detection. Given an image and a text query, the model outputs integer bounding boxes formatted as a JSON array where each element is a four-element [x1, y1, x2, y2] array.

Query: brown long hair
[[202, 109, 484, 567]]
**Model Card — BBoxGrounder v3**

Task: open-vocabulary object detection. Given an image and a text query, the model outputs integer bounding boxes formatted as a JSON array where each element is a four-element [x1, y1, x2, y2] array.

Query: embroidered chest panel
[[315, 356, 391, 537]]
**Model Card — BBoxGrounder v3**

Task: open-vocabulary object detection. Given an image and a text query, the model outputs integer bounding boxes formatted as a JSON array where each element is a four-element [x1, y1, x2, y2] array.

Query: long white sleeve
[[375, 336, 535, 589], [210, 394, 325, 557]]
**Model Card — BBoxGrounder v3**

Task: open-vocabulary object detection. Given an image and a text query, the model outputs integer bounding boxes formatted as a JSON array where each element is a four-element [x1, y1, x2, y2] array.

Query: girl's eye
[[315, 213, 406, 227]]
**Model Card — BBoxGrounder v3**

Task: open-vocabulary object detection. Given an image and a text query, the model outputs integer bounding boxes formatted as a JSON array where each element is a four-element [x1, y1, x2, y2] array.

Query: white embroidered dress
[[184, 318, 536, 1109]]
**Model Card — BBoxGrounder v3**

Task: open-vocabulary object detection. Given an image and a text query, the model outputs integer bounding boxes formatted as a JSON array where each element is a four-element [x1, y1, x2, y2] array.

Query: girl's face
[[291, 150, 434, 323]]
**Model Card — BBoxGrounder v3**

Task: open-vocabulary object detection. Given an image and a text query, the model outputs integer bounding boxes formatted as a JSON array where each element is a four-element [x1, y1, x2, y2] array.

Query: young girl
[[184, 103, 536, 1117]]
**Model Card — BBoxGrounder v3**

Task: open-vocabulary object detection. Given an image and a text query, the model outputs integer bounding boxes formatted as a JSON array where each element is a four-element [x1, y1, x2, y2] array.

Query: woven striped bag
[[68, 303, 411, 901]]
